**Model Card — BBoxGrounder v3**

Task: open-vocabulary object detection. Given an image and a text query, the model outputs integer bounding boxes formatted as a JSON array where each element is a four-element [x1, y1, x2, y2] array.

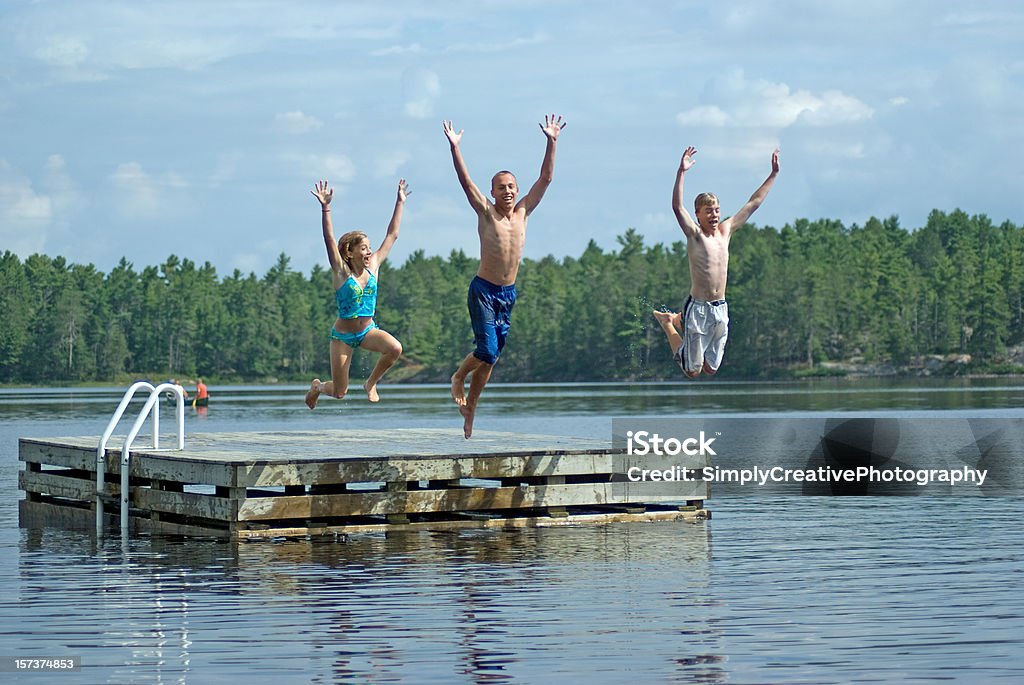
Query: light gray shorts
[[673, 296, 729, 375]]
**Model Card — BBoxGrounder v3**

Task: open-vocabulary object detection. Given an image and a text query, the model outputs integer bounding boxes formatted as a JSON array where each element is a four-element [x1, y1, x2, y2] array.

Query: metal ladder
[[96, 381, 186, 535]]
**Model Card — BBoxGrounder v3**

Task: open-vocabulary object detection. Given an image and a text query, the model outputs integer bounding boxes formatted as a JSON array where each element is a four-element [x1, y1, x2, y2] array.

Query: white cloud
[[3, 2, 1021, 276], [374, 149, 411, 178], [721, 5, 759, 31], [274, 111, 323, 135], [678, 70, 873, 130], [442, 31, 549, 54], [42, 154, 83, 213], [705, 134, 784, 167], [371, 43, 423, 57], [802, 139, 866, 159], [322, 155, 356, 183], [28, 33, 107, 81], [20, 25, 240, 79], [941, 11, 1023, 27], [639, 211, 676, 237], [109, 162, 187, 218], [209, 152, 241, 186], [676, 105, 729, 127], [230, 252, 265, 276], [0, 160, 52, 256], [797, 90, 873, 126], [11, 1, 416, 80], [285, 153, 356, 184], [33, 34, 89, 69], [403, 68, 440, 119]]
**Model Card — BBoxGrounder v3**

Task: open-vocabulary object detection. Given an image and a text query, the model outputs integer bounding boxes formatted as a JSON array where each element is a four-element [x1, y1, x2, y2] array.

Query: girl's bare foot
[[364, 381, 380, 403], [305, 379, 321, 410]]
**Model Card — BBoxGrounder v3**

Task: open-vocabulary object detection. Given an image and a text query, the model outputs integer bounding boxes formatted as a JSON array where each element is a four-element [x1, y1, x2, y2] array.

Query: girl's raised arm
[[373, 178, 409, 266], [312, 180, 344, 271]]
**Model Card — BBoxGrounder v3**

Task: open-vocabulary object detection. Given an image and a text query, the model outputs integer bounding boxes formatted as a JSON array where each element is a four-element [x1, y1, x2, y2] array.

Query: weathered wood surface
[[21, 428, 708, 488], [19, 470, 97, 500], [19, 428, 711, 537], [19, 440, 99, 472], [134, 488, 235, 521], [237, 481, 706, 520], [19, 498, 709, 539]]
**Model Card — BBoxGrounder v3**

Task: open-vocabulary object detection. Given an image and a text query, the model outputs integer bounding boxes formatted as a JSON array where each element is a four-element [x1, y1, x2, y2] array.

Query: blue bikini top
[[335, 270, 378, 319]]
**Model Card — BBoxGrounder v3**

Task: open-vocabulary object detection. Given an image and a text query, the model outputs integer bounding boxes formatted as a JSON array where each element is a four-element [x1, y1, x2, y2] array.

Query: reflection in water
[[18, 523, 716, 683], [19, 493, 1019, 679], [5, 382, 1024, 683], [10, 496, 1024, 683]]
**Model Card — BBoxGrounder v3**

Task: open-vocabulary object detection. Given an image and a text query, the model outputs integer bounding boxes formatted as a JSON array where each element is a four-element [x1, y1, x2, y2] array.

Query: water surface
[[2, 379, 1022, 683]]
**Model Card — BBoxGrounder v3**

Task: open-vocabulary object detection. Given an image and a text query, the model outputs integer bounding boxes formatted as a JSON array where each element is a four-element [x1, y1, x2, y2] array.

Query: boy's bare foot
[[305, 379, 321, 410], [652, 309, 676, 326], [364, 381, 380, 403], [450, 373, 467, 406], [653, 309, 683, 332], [459, 404, 475, 439]]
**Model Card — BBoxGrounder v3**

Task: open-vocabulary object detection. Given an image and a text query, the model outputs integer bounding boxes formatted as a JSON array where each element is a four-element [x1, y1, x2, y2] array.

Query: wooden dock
[[19, 428, 710, 539]]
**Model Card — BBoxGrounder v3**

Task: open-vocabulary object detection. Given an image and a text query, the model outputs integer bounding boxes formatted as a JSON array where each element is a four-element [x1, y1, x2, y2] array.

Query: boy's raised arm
[[724, 149, 780, 234], [373, 179, 409, 266], [518, 114, 566, 216], [443, 120, 489, 214], [312, 179, 344, 271], [672, 146, 699, 237]]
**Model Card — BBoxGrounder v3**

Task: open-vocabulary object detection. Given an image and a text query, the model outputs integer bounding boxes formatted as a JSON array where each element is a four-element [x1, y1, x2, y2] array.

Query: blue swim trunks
[[330, 321, 378, 348], [468, 276, 517, 364]]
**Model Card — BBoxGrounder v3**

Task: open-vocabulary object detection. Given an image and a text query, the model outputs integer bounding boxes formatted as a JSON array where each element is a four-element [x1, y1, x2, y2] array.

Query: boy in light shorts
[[653, 145, 780, 377], [674, 295, 730, 374]]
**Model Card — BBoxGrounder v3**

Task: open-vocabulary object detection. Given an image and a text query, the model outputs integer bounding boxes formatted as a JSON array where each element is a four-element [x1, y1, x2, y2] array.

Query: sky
[[2, 0, 1022, 277]]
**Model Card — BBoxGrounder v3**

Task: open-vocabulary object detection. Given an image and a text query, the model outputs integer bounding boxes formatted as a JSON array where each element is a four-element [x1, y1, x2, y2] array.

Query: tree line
[[1, 208, 1022, 384]]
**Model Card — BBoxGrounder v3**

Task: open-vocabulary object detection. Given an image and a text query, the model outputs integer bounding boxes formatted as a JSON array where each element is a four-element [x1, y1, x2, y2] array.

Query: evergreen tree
[[2, 209, 1022, 383], [0, 252, 31, 381]]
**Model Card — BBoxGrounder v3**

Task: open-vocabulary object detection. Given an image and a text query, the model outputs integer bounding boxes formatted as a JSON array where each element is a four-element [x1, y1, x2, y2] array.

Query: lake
[[2, 378, 1023, 683]]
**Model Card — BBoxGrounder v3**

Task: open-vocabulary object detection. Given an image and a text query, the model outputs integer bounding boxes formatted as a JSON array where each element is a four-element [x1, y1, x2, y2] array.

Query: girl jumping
[[306, 178, 408, 406]]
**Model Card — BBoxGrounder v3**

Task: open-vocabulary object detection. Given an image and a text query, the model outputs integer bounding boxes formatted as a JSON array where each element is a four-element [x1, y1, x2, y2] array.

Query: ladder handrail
[[96, 382, 186, 535], [97, 381, 156, 532], [120, 383, 185, 534]]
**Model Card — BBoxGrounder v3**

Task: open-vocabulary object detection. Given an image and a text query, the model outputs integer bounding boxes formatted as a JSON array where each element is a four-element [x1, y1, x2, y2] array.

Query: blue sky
[[2, 1, 1022, 276]]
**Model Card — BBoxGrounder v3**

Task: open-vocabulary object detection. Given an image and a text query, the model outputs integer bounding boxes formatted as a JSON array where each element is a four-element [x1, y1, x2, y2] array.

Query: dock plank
[[18, 428, 710, 538], [237, 480, 706, 520]]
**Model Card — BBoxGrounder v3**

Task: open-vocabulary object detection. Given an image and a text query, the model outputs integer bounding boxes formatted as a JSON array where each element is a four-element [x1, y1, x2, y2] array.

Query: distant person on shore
[[305, 178, 408, 408], [443, 114, 566, 438], [654, 146, 780, 377]]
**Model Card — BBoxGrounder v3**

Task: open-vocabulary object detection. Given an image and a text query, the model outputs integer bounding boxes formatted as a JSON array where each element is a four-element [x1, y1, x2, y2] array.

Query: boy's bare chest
[[480, 214, 526, 243], [690, 231, 729, 257]]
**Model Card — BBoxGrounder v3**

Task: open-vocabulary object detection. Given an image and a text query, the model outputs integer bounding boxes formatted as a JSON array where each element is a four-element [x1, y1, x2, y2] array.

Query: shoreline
[[4, 366, 1024, 390]]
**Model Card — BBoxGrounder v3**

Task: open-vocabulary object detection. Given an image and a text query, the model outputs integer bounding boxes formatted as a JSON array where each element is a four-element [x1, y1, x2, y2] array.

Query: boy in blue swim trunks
[[305, 178, 409, 407], [653, 145, 780, 377], [443, 114, 566, 438]]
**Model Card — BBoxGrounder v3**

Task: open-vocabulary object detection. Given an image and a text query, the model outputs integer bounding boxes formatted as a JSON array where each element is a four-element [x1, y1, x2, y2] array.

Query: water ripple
[[2, 384, 1024, 683]]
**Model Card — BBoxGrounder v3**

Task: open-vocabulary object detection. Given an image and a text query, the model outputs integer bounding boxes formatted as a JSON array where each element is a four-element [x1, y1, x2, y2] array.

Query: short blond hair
[[337, 230, 369, 268], [694, 192, 719, 213]]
